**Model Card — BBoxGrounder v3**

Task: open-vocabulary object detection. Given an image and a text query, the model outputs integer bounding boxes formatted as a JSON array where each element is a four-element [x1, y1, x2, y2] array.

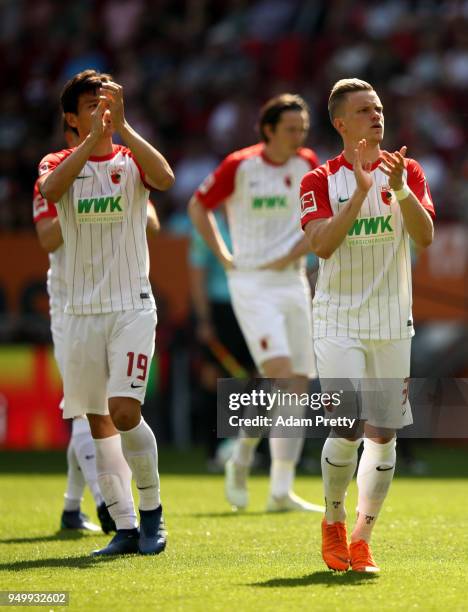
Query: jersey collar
[[89, 144, 119, 162], [261, 145, 290, 167]]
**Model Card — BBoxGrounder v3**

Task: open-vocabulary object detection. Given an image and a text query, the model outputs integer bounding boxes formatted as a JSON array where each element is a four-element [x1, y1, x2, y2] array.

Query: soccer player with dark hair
[[37, 69, 174, 556], [301, 78, 435, 572], [189, 93, 323, 513]]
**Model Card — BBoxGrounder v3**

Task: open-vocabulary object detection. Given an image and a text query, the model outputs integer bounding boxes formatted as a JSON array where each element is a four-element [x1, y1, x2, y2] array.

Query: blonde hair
[[328, 78, 373, 122]]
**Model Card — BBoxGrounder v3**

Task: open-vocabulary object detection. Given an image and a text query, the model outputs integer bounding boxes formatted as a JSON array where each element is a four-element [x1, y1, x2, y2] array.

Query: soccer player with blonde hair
[[301, 78, 435, 572]]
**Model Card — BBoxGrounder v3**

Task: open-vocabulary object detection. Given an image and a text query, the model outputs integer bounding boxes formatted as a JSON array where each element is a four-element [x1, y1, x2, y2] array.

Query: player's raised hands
[[99, 81, 125, 132], [89, 99, 108, 141], [380, 146, 407, 191], [353, 139, 373, 194]]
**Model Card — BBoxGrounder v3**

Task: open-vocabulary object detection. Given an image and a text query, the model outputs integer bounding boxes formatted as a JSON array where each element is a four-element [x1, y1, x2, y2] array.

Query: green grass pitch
[[1, 447, 467, 611]]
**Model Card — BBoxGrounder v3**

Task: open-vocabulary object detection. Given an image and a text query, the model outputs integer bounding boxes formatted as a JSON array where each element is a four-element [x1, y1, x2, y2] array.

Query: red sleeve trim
[[297, 147, 319, 170], [32, 180, 58, 223], [300, 164, 333, 230], [405, 158, 435, 218], [195, 153, 244, 210], [118, 145, 152, 190], [37, 149, 73, 181]]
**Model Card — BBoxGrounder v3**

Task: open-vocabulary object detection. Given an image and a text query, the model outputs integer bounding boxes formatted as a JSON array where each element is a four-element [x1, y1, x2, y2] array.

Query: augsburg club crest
[[380, 186, 393, 206]]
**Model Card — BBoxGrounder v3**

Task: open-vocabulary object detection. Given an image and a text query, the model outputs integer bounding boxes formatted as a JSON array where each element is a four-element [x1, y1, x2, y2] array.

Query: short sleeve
[[38, 151, 70, 179], [194, 154, 242, 210], [297, 147, 320, 170], [32, 179, 57, 223], [118, 146, 153, 191], [300, 166, 333, 229], [406, 158, 435, 218]]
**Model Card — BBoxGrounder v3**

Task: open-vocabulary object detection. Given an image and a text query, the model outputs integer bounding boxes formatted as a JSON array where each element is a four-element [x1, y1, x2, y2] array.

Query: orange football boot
[[349, 539, 380, 573], [321, 518, 350, 571]]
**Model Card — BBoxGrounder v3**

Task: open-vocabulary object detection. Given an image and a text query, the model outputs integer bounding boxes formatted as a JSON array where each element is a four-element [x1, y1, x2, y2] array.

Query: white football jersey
[[195, 143, 319, 268], [38, 145, 155, 315], [32, 181, 67, 318], [300, 153, 435, 340]]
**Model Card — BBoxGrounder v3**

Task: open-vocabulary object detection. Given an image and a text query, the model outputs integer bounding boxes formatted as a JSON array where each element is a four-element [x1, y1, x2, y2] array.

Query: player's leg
[[88, 413, 140, 555], [61, 432, 89, 529], [223, 272, 284, 509], [62, 313, 137, 554], [57, 313, 116, 532], [63, 434, 85, 512], [267, 274, 324, 512], [261, 357, 323, 512], [349, 430, 394, 573], [315, 336, 366, 571], [209, 302, 256, 472], [51, 310, 100, 530], [70, 416, 116, 533], [106, 309, 166, 555], [349, 338, 411, 572]]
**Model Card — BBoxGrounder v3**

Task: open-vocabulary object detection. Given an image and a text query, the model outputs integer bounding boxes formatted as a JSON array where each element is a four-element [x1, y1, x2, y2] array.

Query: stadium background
[[0, 0, 466, 452]]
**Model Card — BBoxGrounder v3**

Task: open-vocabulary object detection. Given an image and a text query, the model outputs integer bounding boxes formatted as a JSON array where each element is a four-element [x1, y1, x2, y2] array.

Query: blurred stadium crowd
[[1, 0, 467, 230], [0, 1, 466, 454]]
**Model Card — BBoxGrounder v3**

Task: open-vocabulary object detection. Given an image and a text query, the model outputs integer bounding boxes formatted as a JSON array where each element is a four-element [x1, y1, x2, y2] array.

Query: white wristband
[[394, 183, 410, 201]]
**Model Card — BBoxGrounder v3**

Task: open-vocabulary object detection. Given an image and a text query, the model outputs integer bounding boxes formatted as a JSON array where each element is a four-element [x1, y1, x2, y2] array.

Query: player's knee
[[108, 397, 141, 431], [87, 414, 117, 438], [369, 436, 395, 444]]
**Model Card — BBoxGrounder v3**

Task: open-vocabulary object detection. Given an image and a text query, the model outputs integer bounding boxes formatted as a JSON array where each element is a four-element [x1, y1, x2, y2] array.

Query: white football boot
[[225, 459, 249, 510], [266, 491, 325, 513]]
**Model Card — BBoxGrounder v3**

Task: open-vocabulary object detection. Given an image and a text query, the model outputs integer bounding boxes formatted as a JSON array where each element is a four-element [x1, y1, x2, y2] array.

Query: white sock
[[71, 418, 104, 506], [230, 436, 260, 467], [268, 437, 304, 497], [269, 460, 294, 497], [119, 418, 161, 511], [94, 434, 137, 530], [352, 437, 396, 543], [321, 437, 361, 523], [64, 439, 85, 511]]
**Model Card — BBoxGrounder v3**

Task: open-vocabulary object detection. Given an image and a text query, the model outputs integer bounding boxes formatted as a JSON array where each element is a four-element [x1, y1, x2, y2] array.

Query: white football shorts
[[50, 307, 66, 411], [227, 268, 316, 377], [314, 336, 412, 429], [50, 307, 65, 379], [62, 309, 157, 419]]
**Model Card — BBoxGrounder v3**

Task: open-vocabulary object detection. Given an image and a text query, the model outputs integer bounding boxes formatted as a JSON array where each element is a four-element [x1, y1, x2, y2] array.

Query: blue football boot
[[91, 528, 140, 556], [60, 510, 101, 532], [96, 502, 117, 534], [138, 506, 167, 555]]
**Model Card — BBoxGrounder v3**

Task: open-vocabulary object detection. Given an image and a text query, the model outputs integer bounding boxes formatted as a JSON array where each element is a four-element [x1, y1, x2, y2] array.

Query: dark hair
[[328, 78, 374, 123], [60, 69, 113, 115], [257, 93, 309, 142]]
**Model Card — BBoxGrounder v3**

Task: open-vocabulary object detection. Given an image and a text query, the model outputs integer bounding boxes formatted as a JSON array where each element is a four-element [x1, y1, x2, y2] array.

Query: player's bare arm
[[189, 265, 217, 344], [146, 201, 160, 237], [188, 196, 234, 270], [39, 100, 107, 202], [35, 217, 63, 253], [305, 139, 371, 259], [260, 235, 312, 270], [101, 81, 174, 192], [380, 147, 434, 248]]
